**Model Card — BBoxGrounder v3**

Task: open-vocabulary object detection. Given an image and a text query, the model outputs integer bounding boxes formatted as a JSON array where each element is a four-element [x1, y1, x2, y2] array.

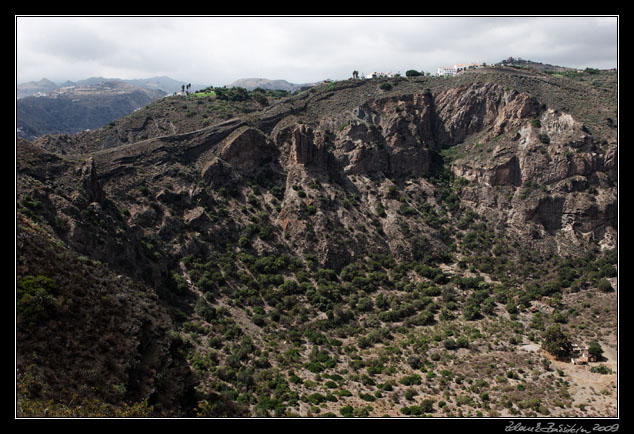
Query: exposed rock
[[489, 156, 522, 187], [201, 157, 235, 187], [218, 126, 272, 171], [528, 196, 566, 233], [290, 124, 329, 168]]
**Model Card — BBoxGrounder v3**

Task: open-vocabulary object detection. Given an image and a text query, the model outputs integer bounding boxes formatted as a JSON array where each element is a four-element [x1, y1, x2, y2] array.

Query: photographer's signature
[[505, 421, 619, 433]]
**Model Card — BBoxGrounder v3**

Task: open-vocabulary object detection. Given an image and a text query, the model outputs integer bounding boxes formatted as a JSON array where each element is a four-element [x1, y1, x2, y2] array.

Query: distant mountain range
[[229, 78, 317, 92], [17, 76, 207, 98]]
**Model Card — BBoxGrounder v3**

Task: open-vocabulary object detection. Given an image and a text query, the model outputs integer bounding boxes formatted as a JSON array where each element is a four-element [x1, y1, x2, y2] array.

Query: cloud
[[16, 16, 618, 85]]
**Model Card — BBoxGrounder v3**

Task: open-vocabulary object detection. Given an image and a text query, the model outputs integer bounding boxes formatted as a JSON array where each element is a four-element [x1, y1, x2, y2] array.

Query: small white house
[[366, 71, 395, 79]]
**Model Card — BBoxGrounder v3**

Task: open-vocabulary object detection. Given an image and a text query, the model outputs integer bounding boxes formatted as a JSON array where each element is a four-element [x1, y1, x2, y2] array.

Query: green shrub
[[590, 365, 612, 374], [340, 405, 354, 417], [597, 278, 613, 292], [359, 392, 376, 402], [399, 374, 422, 386], [17, 275, 58, 324]]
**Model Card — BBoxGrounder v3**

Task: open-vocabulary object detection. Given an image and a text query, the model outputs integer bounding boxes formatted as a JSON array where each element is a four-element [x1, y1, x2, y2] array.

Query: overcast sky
[[15, 16, 619, 87]]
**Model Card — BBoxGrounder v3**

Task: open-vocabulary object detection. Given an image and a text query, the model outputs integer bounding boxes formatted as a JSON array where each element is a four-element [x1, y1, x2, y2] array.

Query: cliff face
[[448, 102, 616, 253], [16, 69, 618, 417]]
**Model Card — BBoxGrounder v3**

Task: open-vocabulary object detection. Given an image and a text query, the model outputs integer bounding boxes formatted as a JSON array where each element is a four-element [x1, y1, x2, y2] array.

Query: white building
[[437, 66, 458, 76], [436, 62, 481, 76], [366, 71, 395, 79]]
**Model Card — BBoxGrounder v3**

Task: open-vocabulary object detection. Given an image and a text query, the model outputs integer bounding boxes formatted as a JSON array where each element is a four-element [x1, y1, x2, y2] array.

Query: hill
[[494, 57, 579, 73], [16, 66, 618, 418], [16, 78, 60, 98], [230, 77, 316, 92]]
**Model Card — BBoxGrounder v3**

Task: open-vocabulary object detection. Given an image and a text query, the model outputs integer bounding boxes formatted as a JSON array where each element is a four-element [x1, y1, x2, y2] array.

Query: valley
[[16, 65, 618, 419]]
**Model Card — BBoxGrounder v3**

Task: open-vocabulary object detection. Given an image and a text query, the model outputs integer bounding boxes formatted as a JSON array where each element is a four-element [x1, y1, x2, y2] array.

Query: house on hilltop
[[366, 71, 395, 79], [437, 62, 482, 76]]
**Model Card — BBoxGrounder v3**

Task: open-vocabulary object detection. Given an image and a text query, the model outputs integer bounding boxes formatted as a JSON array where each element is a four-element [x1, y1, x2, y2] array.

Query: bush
[[420, 399, 434, 413], [590, 365, 613, 374], [359, 392, 376, 402], [340, 405, 354, 417], [399, 374, 422, 386], [380, 82, 393, 91], [17, 275, 58, 324], [443, 338, 458, 350], [597, 278, 613, 292]]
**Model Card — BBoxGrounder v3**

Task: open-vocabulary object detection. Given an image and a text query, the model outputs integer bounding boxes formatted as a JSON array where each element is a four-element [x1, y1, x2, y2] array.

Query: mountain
[[17, 66, 617, 418], [73, 76, 207, 95], [16, 81, 166, 140], [16, 78, 60, 98], [230, 77, 316, 92], [17, 76, 207, 98]]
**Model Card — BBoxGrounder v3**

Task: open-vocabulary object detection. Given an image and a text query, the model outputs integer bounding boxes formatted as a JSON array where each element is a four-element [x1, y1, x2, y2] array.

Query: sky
[[15, 16, 619, 87]]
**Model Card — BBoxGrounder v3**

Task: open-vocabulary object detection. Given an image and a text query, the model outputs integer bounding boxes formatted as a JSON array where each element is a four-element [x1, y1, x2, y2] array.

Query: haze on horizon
[[16, 15, 618, 87]]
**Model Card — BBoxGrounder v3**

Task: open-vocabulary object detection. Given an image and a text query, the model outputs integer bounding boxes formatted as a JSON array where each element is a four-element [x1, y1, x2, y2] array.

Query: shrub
[[340, 405, 354, 417], [399, 374, 422, 386], [404, 388, 418, 401], [590, 365, 612, 374], [359, 392, 376, 402], [17, 275, 58, 324], [443, 338, 458, 350], [597, 278, 613, 292], [420, 399, 434, 413]]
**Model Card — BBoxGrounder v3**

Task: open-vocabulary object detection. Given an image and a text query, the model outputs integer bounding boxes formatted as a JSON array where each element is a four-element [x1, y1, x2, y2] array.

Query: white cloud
[[16, 16, 618, 86]]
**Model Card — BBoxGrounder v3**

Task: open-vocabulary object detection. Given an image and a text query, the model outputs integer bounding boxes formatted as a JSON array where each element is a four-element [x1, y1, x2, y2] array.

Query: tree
[[352, 70, 359, 79], [405, 69, 422, 77], [587, 341, 603, 359], [542, 325, 573, 358]]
